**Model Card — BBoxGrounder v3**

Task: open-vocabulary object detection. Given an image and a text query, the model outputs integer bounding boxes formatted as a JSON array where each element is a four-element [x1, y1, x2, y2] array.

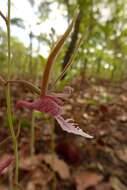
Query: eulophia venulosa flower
[[17, 92, 93, 138], [16, 15, 93, 139]]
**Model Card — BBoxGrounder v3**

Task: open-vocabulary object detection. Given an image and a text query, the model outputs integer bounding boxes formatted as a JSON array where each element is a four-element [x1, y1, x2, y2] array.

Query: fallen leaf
[[121, 81, 127, 90], [0, 185, 8, 190], [19, 154, 43, 170], [95, 182, 113, 190], [74, 171, 103, 190], [26, 181, 35, 190], [43, 154, 70, 179], [116, 148, 127, 163], [110, 177, 127, 190], [26, 166, 52, 190], [117, 115, 127, 122], [0, 154, 13, 174], [63, 105, 72, 111], [120, 94, 127, 102], [77, 98, 85, 104]]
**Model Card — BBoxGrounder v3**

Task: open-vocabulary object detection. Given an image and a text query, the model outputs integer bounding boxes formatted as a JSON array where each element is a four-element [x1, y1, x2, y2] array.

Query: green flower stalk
[[4, 0, 19, 187]]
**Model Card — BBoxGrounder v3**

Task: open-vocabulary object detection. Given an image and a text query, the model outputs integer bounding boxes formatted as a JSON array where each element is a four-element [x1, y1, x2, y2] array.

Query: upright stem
[[30, 71, 39, 159], [51, 120, 56, 190], [30, 111, 35, 158], [5, 0, 19, 187]]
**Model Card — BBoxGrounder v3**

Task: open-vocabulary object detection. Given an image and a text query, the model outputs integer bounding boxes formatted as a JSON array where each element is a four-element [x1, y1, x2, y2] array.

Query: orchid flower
[[17, 92, 93, 138], [0, 156, 13, 174], [16, 15, 93, 139]]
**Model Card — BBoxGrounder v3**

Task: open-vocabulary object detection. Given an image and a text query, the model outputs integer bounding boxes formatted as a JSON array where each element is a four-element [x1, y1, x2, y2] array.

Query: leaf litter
[[0, 77, 127, 189]]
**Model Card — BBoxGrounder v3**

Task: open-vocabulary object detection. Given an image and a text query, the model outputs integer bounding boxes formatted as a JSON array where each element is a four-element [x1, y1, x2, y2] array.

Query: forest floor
[[0, 77, 127, 190]]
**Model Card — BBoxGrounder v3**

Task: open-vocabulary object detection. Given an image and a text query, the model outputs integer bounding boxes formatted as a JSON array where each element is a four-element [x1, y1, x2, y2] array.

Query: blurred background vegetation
[[0, 0, 127, 84]]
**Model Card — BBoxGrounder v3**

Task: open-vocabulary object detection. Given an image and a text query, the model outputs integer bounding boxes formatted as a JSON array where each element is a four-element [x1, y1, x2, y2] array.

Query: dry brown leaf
[[74, 171, 103, 190], [116, 148, 127, 163], [43, 154, 70, 179], [26, 181, 48, 190], [26, 167, 52, 189], [120, 94, 127, 102], [95, 182, 113, 190], [0, 185, 8, 190], [121, 81, 127, 90], [31, 168, 52, 184], [63, 105, 72, 111], [19, 155, 43, 170], [110, 177, 127, 190], [77, 98, 85, 104], [26, 182, 35, 190], [0, 154, 13, 174], [117, 115, 127, 122]]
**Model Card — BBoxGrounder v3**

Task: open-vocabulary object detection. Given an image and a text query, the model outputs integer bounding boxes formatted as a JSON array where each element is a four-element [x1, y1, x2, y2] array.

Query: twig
[[8, 80, 41, 95], [0, 10, 8, 25], [0, 121, 21, 147], [0, 75, 7, 86], [0, 76, 41, 95]]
